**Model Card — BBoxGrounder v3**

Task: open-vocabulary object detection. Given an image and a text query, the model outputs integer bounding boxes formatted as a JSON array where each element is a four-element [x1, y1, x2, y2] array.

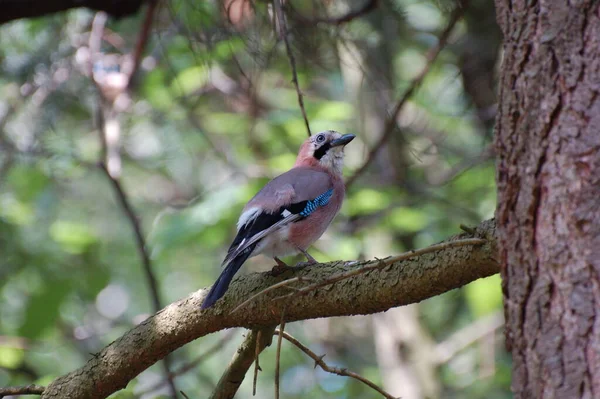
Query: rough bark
[[494, 1, 600, 398], [0, 0, 147, 24], [40, 219, 498, 399]]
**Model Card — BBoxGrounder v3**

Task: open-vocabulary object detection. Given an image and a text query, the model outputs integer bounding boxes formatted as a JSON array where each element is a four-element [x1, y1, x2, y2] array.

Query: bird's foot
[[295, 246, 318, 266], [270, 257, 295, 276], [293, 260, 316, 268], [294, 253, 318, 268], [270, 264, 296, 276]]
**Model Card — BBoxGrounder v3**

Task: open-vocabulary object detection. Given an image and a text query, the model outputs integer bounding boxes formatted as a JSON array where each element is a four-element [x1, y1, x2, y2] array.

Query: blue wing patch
[[300, 188, 334, 217]]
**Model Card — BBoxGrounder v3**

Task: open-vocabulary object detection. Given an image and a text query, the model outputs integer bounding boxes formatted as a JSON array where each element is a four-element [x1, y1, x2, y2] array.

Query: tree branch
[[274, 312, 286, 399], [346, 3, 465, 188], [273, 0, 312, 137], [290, 0, 378, 26], [40, 219, 498, 399], [99, 163, 162, 311], [232, 237, 486, 312], [0, 0, 145, 24], [0, 385, 45, 398], [0, 0, 148, 25], [209, 326, 276, 399], [90, 6, 179, 395], [128, 0, 158, 89], [276, 330, 397, 399]]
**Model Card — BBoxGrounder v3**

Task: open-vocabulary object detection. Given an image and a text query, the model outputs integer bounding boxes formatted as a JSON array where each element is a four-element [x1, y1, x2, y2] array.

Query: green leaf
[[148, 186, 241, 257], [464, 274, 503, 316], [7, 164, 49, 202], [389, 207, 428, 232], [0, 198, 34, 225], [314, 101, 354, 121], [170, 65, 209, 97], [76, 258, 110, 299], [142, 69, 173, 110], [347, 189, 391, 215], [0, 347, 24, 368], [49, 221, 97, 254], [202, 112, 250, 136], [19, 279, 71, 339]]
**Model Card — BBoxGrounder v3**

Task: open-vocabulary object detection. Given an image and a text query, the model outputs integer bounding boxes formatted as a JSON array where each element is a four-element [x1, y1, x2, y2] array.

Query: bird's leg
[[274, 257, 289, 268], [270, 257, 295, 276], [295, 246, 318, 267]]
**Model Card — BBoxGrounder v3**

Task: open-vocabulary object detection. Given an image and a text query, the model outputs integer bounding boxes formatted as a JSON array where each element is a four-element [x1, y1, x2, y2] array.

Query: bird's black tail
[[201, 247, 254, 309]]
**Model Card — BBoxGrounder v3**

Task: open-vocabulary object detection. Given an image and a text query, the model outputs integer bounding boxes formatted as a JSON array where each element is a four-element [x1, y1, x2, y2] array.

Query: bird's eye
[[316, 134, 325, 143]]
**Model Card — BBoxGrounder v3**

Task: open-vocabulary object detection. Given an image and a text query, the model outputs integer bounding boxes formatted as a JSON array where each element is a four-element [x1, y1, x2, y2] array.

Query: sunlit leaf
[[314, 101, 354, 121], [0, 347, 24, 368], [170, 65, 209, 97], [49, 221, 96, 254], [464, 274, 503, 316], [0, 197, 34, 225], [347, 189, 391, 215], [389, 206, 428, 232]]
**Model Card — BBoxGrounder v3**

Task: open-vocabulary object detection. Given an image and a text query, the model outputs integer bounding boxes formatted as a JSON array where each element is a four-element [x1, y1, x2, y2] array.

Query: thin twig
[[91, 0, 163, 312], [290, 0, 378, 26], [89, 12, 108, 76], [99, 162, 162, 310], [253, 330, 262, 396], [94, 82, 159, 313], [0, 363, 38, 381], [273, 0, 311, 137], [99, 162, 179, 399], [275, 330, 397, 399], [0, 385, 45, 398], [128, 0, 158, 88], [346, 4, 466, 188], [274, 311, 286, 399], [89, 8, 167, 341], [459, 224, 477, 235], [155, 35, 250, 177], [96, 74, 178, 397]]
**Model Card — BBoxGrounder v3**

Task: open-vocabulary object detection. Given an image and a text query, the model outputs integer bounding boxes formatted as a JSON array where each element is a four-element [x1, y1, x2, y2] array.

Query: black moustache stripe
[[314, 142, 331, 160]]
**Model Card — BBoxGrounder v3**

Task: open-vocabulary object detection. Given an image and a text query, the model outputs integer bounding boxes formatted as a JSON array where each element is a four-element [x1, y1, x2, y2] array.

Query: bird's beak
[[330, 134, 356, 147]]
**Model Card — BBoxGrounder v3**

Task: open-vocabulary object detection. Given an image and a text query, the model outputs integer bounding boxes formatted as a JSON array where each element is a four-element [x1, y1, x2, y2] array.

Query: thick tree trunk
[[494, 1, 600, 398]]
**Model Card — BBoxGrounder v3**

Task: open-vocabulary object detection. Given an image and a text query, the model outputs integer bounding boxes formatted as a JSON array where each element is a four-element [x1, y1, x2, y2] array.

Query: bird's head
[[295, 130, 356, 175]]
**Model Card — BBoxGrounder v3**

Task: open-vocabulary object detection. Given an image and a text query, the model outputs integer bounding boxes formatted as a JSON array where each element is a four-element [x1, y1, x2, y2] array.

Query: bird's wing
[[223, 168, 333, 265], [248, 167, 333, 207]]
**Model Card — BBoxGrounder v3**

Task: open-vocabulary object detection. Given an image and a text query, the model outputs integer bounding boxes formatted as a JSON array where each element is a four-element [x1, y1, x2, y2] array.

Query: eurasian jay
[[201, 130, 355, 309]]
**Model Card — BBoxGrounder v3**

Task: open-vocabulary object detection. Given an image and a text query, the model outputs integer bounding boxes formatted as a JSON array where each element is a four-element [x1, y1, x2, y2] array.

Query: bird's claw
[[293, 259, 317, 268], [270, 264, 296, 276]]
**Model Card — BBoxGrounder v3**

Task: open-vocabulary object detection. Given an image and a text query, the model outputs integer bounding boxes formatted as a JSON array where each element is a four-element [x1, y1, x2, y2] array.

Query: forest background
[[1, 0, 507, 398]]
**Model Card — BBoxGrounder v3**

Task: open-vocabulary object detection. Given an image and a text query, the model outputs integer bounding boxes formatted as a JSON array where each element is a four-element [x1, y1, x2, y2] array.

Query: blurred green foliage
[[0, 0, 507, 397]]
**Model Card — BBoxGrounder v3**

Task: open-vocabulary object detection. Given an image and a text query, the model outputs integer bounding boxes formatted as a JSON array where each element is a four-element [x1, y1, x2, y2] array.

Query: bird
[[201, 130, 355, 309]]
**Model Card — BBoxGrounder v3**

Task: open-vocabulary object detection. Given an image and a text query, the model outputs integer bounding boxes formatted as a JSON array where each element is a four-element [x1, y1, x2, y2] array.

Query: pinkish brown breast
[[288, 177, 345, 250]]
